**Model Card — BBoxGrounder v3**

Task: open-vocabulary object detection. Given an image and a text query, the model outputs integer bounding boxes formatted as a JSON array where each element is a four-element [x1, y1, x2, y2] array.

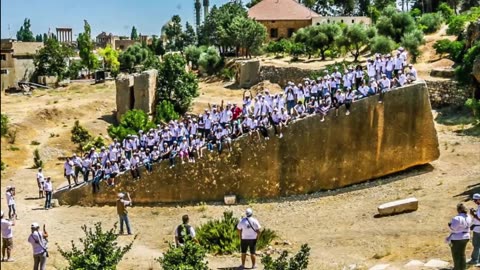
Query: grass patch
[[435, 106, 475, 126], [8, 145, 20, 151], [31, 140, 41, 145]]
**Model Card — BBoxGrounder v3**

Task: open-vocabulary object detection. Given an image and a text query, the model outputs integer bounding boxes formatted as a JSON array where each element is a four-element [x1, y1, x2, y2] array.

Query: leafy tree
[[336, 24, 376, 61], [57, 222, 136, 270], [82, 136, 106, 153], [16, 18, 35, 42], [433, 39, 465, 62], [154, 100, 179, 124], [157, 241, 208, 270], [262, 244, 311, 270], [66, 60, 84, 80], [118, 43, 160, 73], [246, 0, 262, 8], [417, 13, 443, 33], [35, 34, 43, 42], [401, 29, 425, 63], [438, 3, 454, 21], [1, 114, 9, 137], [229, 16, 267, 58], [157, 54, 199, 114], [98, 45, 120, 74], [183, 22, 197, 47], [77, 20, 99, 75], [294, 23, 341, 60], [266, 39, 292, 57], [164, 15, 184, 51], [373, 0, 396, 10], [108, 110, 156, 141], [149, 36, 166, 57], [447, 15, 468, 35], [376, 6, 416, 42], [455, 41, 480, 84], [370, 35, 396, 54], [198, 46, 222, 75], [130, 26, 138, 40], [368, 5, 381, 23], [34, 37, 74, 79], [71, 120, 92, 153], [185, 45, 204, 69]]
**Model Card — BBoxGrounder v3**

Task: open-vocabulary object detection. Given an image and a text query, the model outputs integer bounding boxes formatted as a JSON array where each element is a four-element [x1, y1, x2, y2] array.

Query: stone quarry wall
[[55, 81, 440, 206], [259, 65, 317, 88], [425, 79, 473, 108]]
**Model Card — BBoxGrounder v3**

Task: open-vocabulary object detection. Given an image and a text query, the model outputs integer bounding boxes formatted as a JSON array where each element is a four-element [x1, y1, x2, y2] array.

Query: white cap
[[117, 193, 125, 199], [246, 208, 253, 217], [31, 222, 40, 228], [473, 193, 480, 200]]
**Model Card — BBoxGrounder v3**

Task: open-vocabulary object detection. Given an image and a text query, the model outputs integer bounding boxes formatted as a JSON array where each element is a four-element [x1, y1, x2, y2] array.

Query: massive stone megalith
[[56, 81, 440, 206]]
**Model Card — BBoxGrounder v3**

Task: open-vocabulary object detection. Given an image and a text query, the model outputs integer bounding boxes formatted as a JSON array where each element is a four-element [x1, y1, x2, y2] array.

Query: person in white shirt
[[36, 168, 45, 198], [237, 208, 262, 270], [345, 88, 355, 116], [116, 193, 133, 235], [1, 210, 15, 262], [28, 222, 48, 270], [447, 203, 472, 270], [468, 194, 480, 266], [43, 177, 53, 210], [5, 186, 16, 219], [293, 101, 307, 119], [175, 215, 197, 247], [64, 158, 77, 189], [407, 64, 417, 83], [378, 74, 391, 103]]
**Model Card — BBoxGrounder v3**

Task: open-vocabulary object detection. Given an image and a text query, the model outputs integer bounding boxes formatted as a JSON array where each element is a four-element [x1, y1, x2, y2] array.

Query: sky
[[1, 0, 230, 39]]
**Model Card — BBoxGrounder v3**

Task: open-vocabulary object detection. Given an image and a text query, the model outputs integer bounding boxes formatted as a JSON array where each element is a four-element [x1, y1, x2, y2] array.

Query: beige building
[[312, 16, 372, 26], [248, 0, 320, 41], [1, 39, 44, 91]]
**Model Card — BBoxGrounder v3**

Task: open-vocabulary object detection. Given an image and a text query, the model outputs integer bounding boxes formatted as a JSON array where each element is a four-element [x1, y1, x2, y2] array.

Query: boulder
[[430, 68, 455, 78], [424, 259, 449, 268], [236, 59, 260, 88], [115, 74, 134, 122], [378, 198, 418, 216], [404, 260, 425, 268]]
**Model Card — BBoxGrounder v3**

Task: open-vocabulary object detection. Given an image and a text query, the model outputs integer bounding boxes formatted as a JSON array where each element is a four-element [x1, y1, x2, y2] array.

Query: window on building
[[270, 28, 278, 38], [287, 28, 295, 38], [0, 54, 6, 61], [0, 69, 8, 74]]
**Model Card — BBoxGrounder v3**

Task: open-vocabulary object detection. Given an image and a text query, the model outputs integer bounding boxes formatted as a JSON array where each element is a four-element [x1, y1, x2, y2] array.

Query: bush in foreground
[[262, 243, 311, 270], [157, 241, 208, 270]]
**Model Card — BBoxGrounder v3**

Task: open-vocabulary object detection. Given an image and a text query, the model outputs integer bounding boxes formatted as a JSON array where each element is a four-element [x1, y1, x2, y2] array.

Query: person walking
[[468, 193, 480, 266], [1, 211, 15, 262], [447, 203, 472, 270], [43, 177, 53, 210], [28, 223, 48, 270], [175, 214, 196, 247], [116, 192, 132, 235], [5, 186, 16, 219], [36, 168, 45, 198], [237, 208, 262, 270]]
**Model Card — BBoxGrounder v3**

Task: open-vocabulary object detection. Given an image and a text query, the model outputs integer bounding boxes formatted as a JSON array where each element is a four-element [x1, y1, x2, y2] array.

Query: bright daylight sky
[[1, 0, 230, 39]]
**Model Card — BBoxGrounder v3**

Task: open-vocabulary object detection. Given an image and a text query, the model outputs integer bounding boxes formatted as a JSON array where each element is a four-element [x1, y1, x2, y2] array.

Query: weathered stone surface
[[55, 81, 440, 206], [473, 57, 480, 84], [133, 69, 157, 114], [404, 260, 425, 268], [259, 65, 316, 88], [424, 259, 449, 268], [37, 76, 58, 87], [466, 19, 480, 49], [51, 199, 60, 208], [430, 68, 455, 78], [224, 195, 237, 205], [236, 59, 260, 88], [425, 79, 473, 108], [115, 73, 134, 121], [368, 264, 390, 270], [378, 198, 418, 216]]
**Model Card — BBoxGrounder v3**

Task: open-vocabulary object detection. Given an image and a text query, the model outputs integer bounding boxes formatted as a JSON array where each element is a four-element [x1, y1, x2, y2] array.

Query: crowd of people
[[55, 48, 417, 193]]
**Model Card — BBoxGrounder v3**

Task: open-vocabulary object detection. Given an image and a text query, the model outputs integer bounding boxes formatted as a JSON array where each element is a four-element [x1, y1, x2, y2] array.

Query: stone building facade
[[1, 39, 44, 91]]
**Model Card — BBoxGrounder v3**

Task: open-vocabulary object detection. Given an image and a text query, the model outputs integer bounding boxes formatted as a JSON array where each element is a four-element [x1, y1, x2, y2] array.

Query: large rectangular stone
[[378, 198, 418, 216], [133, 69, 157, 115], [115, 74, 134, 122]]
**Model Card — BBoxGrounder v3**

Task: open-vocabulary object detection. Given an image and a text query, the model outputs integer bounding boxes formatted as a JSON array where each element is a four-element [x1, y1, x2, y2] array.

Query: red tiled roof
[[248, 0, 320, 21]]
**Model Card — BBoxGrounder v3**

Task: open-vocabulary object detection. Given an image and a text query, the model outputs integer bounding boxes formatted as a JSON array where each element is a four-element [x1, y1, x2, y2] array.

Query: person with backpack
[[175, 215, 196, 247], [237, 208, 262, 270], [28, 222, 48, 270]]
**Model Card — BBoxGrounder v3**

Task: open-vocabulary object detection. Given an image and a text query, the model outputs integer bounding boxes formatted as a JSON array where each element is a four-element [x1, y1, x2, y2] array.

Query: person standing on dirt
[[468, 193, 480, 266], [43, 177, 53, 210], [36, 168, 45, 198], [116, 192, 132, 235], [63, 157, 77, 189], [237, 208, 262, 270], [5, 186, 17, 219], [447, 203, 472, 270], [28, 223, 48, 270], [1, 210, 15, 262], [175, 215, 196, 247]]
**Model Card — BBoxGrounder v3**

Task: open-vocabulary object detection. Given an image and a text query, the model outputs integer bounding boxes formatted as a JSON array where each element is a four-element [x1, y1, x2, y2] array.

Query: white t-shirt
[[237, 217, 261, 240], [44, 181, 53, 192], [6, 191, 14, 206], [1, 218, 13, 238], [473, 205, 480, 233]]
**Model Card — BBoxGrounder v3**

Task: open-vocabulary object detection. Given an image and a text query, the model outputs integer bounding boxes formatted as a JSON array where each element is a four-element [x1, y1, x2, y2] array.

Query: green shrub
[[417, 13, 443, 34], [262, 243, 311, 270], [447, 15, 468, 35], [1, 160, 5, 171], [1, 114, 8, 137], [370, 35, 396, 55], [401, 29, 425, 63], [465, 99, 480, 120], [438, 3, 454, 21], [33, 149, 43, 169], [155, 100, 179, 124], [265, 39, 291, 57], [288, 43, 305, 61], [31, 140, 41, 146], [71, 120, 92, 153], [433, 39, 465, 62], [185, 45, 204, 70], [157, 241, 209, 270], [198, 46, 222, 75], [57, 222, 136, 270], [220, 67, 236, 81], [196, 211, 278, 255], [82, 136, 106, 152], [107, 109, 155, 141], [455, 41, 480, 84]]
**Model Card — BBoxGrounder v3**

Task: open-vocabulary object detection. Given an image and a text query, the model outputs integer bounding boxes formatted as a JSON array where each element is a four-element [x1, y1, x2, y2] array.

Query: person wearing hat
[[385, 54, 394, 79], [175, 215, 197, 247], [237, 208, 262, 269], [116, 192, 133, 235], [447, 203, 472, 270], [64, 157, 77, 189], [92, 163, 104, 193], [43, 177, 53, 210], [378, 74, 391, 103], [5, 186, 16, 219], [468, 194, 480, 266], [407, 64, 417, 83], [1, 210, 15, 262], [37, 168, 45, 199], [28, 222, 48, 270]]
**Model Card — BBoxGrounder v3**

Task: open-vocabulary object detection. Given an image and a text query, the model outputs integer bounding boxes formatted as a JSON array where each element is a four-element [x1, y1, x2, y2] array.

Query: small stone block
[[378, 198, 418, 216], [369, 264, 390, 270], [51, 199, 60, 208], [404, 260, 425, 268], [224, 195, 236, 205], [424, 259, 449, 268]]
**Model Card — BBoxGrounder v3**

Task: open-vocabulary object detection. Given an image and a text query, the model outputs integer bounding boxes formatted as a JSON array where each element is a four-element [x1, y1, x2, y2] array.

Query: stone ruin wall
[[56, 81, 440, 206]]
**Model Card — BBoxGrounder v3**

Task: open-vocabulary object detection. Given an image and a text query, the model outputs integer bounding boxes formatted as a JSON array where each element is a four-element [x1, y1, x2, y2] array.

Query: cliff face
[[55, 81, 440, 206]]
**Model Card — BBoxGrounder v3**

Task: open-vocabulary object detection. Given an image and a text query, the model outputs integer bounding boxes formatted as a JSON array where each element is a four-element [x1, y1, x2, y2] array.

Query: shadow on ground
[[454, 183, 480, 202]]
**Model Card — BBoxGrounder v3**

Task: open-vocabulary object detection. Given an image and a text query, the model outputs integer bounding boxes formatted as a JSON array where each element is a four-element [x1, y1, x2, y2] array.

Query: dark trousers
[[451, 239, 469, 270], [44, 191, 52, 209], [8, 204, 16, 219]]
